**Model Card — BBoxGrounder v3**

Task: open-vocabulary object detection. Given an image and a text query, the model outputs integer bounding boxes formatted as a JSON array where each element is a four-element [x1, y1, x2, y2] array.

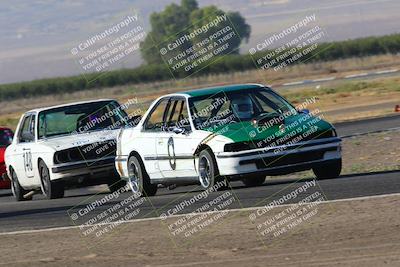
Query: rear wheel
[[39, 160, 64, 199], [11, 170, 31, 201], [127, 155, 157, 197], [313, 159, 342, 179], [198, 149, 227, 190], [241, 175, 266, 187]]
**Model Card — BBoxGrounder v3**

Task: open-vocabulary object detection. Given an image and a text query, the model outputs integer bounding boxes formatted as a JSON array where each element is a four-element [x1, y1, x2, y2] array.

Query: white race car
[[5, 99, 135, 201], [115, 84, 342, 196]]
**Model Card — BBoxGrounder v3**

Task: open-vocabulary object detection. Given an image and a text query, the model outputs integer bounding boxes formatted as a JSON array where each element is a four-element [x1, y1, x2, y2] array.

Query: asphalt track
[[0, 115, 399, 233], [334, 114, 400, 137], [277, 68, 399, 89]]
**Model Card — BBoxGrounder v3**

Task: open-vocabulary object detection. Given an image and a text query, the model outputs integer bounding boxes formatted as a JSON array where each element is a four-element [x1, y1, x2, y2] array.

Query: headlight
[[54, 148, 82, 164], [224, 142, 252, 152], [54, 151, 68, 164]]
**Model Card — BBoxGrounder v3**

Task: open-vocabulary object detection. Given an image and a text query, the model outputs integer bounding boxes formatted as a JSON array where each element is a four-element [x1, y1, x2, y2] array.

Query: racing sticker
[[23, 149, 34, 177]]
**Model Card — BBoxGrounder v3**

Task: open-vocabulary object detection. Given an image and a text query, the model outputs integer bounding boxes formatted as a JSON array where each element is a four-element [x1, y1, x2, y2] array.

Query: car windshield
[[188, 88, 297, 130], [38, 100, 128, 139], [0, 129, 13, 146]]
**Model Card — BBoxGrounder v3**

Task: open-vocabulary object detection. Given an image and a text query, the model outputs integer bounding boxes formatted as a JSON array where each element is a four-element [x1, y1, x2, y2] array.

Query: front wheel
[[198, 149, 227, 190], [39, 160, 64, 199], [11, 170, 32, 201], [313, 159, 342, 179], [127, 155, 157, 197]]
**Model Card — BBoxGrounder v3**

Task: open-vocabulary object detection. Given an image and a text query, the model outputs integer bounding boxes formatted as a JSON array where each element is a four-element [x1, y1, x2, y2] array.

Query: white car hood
[[38, 129, 120, 151]]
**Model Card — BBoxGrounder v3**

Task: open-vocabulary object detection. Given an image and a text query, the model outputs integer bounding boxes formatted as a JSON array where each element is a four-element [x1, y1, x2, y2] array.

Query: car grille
[[224, 130, 334, 152], [54, 140, 117, 164]]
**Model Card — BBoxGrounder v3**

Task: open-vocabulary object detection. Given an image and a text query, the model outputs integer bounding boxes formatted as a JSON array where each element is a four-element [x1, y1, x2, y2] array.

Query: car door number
[[23, 149, 33, 174]]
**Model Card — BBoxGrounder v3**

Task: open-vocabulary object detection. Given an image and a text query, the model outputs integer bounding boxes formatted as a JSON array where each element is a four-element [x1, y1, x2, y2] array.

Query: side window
[[18, 115, 35, 143], [143, 99, 169, 131], [190, 95, 232, 129], [165, 99, 191, 131], [29, 115, 36, 136]]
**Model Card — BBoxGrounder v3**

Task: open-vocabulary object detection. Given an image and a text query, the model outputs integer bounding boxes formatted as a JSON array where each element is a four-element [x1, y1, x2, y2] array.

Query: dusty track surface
[[1, 194, 399, 267]]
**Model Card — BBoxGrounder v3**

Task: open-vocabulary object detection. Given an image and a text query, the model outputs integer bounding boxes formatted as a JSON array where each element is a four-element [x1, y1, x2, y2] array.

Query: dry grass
[[282, 76, 400, 122], [1, 54, 400, 129]]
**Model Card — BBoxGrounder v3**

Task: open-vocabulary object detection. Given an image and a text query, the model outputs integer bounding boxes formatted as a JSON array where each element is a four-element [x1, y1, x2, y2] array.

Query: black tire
[[198, 149, 228, 190], [241, 175, 266, 187], [39, 160, 64, 199], [313, 159, 342, 179], [11, 169, 32, 201], [127, 155, 157, 197], [107, 178, 127, 193]]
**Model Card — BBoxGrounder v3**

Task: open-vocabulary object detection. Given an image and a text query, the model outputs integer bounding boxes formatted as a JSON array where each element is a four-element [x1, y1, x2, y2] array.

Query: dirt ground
[[274, 130, 400, 181], [341, 131, 400, 174], [1, 194, 400, 267]]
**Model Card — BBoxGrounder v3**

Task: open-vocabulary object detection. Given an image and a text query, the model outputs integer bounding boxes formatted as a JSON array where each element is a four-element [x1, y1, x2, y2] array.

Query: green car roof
[[181, 84, 264, 97]]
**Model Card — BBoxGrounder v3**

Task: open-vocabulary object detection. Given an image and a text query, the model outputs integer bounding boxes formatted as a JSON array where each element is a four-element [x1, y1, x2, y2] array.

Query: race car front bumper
[[215, 137, 342, 177], [50, 156, 116, 180], [115, 155, 129, 180]]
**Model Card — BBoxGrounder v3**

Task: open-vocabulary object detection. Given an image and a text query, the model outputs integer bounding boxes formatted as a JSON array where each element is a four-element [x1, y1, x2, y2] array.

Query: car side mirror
[[299, 109, 310, 114], [168, 126, 185, 134], [20, 131, 34, 142]]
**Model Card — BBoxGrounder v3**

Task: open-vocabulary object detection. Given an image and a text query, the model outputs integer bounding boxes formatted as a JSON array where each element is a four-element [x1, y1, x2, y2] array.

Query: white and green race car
[[115, 84, 342, 196]]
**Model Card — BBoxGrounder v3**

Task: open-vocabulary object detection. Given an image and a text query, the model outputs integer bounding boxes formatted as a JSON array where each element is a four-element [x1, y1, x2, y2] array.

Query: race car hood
[[204, 113, 334, 143], [37, 129, 120, 151]]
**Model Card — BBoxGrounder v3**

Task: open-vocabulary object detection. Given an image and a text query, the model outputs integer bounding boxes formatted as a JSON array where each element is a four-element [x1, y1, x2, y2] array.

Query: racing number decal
[[167, 137, 176, 170], [23, 149, 33, 175]]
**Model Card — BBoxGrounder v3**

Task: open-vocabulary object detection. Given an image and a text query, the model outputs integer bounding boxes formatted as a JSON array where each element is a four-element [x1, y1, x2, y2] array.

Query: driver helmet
[[231, 95, 253, 119]]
